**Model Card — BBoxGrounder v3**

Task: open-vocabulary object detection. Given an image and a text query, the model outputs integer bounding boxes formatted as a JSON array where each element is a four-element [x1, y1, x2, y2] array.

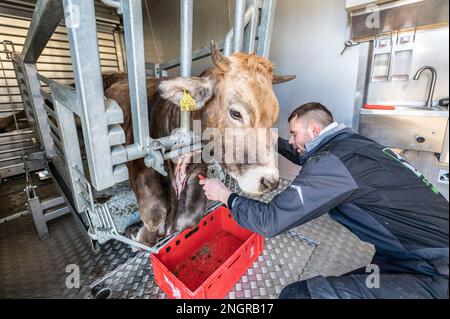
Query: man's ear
[[309, 122, 322, 139], [159, 76, 215, 109]]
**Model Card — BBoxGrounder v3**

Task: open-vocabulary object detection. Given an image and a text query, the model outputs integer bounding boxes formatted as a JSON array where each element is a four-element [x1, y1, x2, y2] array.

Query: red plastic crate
[[151, 206, 264, 299]]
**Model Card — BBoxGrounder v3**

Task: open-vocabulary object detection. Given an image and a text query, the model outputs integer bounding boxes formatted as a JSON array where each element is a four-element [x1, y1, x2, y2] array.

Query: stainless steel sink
[[359, 104, 449, 153]]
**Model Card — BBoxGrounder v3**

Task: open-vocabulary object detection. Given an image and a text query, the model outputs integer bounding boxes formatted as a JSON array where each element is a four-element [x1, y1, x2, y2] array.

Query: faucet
[[413, 66, 437, 109]]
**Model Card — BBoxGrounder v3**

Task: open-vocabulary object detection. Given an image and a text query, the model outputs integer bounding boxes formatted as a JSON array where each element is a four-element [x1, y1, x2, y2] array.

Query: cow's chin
[[234, 176, 265, 196], [229, 166, 280, 196]]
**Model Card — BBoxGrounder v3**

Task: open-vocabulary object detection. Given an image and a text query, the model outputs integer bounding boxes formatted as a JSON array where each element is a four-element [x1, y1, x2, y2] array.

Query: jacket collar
[[298, 123, 353, 165]]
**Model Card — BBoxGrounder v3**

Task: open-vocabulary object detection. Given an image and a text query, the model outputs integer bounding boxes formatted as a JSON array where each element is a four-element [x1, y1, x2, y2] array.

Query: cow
[[103, 42, 295, 246], [0, 110, 28, 133]]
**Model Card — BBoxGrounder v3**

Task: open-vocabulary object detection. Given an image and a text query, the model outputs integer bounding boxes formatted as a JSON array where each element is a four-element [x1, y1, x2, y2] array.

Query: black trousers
[[279, 266, 448, 299]]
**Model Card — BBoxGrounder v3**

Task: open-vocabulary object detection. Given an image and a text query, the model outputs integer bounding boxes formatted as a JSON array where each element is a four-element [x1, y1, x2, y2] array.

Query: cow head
[[159, 41, 295, 195]]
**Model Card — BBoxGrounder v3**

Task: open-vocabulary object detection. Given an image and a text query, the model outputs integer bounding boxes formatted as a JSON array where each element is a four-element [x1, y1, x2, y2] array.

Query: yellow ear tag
[[180, 91, 196, 111]]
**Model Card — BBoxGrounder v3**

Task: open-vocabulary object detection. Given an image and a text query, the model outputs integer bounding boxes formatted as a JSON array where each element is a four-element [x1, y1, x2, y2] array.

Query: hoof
[[124, 222, 143, 241]]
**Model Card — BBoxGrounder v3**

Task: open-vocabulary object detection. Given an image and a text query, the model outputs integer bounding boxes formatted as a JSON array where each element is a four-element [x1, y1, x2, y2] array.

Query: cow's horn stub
[[272, 74, 296, 84], [210, 40, 230, 73]]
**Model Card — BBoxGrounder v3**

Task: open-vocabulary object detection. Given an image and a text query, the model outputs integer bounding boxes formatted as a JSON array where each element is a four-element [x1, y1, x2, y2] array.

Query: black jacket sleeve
[[277, 137, 300, 165], [229, 153, 359, 237]]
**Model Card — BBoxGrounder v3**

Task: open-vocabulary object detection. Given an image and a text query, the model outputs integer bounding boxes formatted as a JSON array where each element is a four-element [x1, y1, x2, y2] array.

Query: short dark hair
[[288, 102, 334, 127]]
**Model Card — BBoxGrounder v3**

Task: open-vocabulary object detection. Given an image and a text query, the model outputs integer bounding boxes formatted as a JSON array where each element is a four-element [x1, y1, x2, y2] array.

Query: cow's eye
[[230, 110, 242, 121]]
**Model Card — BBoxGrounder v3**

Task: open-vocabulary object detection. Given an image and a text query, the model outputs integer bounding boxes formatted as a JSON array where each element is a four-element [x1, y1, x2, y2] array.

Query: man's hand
[[199, 178, 232, 205]]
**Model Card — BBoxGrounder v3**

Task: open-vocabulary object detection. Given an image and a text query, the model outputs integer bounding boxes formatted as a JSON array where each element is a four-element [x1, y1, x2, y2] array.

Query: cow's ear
[[159, 76, 215, 109]]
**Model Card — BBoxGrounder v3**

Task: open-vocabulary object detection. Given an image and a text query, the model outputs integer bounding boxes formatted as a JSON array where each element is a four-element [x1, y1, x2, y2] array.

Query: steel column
[[233, 0, 246, 53], [62, 0, 115, 190], [21, 0, 64, 63], [243, 0, 261, 53], [27, 191, 49, 240], [52, 98, 85, 212], [257, 0, 277, 58], [20, 61, 56, 158], [121, 0, 149, 151], [180, 0, 194, 131], [224, 5, 255, 56]]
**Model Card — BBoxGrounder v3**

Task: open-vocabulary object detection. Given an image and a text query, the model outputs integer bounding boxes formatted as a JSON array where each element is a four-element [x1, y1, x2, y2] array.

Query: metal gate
[[0, 4, 124, 180]]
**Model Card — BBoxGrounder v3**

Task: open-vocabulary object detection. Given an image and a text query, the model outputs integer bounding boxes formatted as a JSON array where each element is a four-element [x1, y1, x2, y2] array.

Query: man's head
[[288, 102, 334, 154]]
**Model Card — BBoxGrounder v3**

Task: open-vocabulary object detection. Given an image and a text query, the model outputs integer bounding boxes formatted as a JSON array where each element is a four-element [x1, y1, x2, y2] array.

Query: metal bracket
[[101, 0, 122, 14], [1, 40, 15, 60], [144, 143, 167, 177], [24, 181, 70, 240]]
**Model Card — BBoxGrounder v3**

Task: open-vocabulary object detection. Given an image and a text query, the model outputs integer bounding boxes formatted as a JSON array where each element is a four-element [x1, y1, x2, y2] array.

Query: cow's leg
[[130, 168, 170, 247], [163, 189, 178, 236], [0, 110, 26, 133], [123, 221, 143, 240], [173, 165, 208, 232]]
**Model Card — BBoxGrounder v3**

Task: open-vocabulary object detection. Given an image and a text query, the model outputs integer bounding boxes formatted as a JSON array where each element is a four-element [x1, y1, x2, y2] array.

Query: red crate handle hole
[[184, 226, 200, 240], [227, 253, 242, 269]]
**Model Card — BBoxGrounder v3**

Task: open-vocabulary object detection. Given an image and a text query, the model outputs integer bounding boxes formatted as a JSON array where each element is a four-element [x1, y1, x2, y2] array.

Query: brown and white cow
[[103, 43, 295, 246]]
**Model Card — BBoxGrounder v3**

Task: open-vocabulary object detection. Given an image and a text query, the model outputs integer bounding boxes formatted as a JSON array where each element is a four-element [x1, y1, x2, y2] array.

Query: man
[[199, 102, 449, 299]]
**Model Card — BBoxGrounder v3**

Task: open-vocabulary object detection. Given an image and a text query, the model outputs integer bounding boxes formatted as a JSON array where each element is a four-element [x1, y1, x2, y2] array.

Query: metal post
[[224, 5, 255, 56], [233, 0, 246, 53], [21, 0, 64, 63], [121, 0, 149, 151], [20, 62, 56, 158], [243, 0, 261, 53], [180, 0, 193, 131], [257, 0, 277, 58], [223, 30, 234, 56], [52, 99, 85, 212], [27, 190, 49, 240], [113, 29, 126, 72], [62, 0, 115, 190]]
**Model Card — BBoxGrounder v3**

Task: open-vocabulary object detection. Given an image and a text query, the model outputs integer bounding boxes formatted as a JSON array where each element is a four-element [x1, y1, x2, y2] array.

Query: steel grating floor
[[0, 175, 375, 299]]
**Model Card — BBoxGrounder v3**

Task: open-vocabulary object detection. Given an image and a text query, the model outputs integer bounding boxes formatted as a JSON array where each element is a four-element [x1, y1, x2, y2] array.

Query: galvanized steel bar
[[21, 63, 56, 157], [21, 0, 64, 63], [223, 29, 234, 56], [224, 5, 255, 56], [27, 194, 49, 239], [53, 99, 85, 212], [62, 0, 115, 190], [243, 0, 261, 53], [180, 0, 193, 131], [257, 0, 277, 58], [233, 0, 246, 53], [121, 0, 149, 152]]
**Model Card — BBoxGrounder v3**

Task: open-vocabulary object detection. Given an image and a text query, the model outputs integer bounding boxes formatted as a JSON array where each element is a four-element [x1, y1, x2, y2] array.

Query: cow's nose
[[261, 177, 279, 192]]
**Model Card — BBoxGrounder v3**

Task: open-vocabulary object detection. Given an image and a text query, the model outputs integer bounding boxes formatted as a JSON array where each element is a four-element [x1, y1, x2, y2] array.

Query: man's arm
[[228, 153, 359, 237], [277, 137, 300, 165]]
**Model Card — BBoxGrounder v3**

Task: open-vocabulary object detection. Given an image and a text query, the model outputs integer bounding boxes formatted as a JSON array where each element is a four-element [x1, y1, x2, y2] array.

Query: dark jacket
[[228, 125, 449, 277]]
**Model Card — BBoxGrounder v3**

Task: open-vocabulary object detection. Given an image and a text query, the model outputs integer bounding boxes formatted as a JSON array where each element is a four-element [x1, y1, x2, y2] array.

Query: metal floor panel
[[0, 213, 138, 298], [0, 211, 374, 299], [0, 175, 375, 299], [87, 231, 318, 299], [296, 215, 375, 280]]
